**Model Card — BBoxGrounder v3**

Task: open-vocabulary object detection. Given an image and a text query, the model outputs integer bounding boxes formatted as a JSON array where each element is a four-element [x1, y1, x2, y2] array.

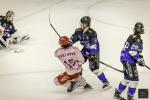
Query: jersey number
[[64, 59, 76, 68], [123, 42, 129, 50]]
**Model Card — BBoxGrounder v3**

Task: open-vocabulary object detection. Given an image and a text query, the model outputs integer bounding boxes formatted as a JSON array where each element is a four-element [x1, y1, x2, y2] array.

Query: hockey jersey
[[0, 16, 16, 38], [120, 34, 143, 64], [55, 46, 84, 75], [70, 28, 100, 56]]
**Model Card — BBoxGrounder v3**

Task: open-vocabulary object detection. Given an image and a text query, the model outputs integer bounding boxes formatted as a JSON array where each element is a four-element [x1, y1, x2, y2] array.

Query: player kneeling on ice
[[54, 36, 92, 92], [114, 22, 146, 100], [0, 10, 29, 48]]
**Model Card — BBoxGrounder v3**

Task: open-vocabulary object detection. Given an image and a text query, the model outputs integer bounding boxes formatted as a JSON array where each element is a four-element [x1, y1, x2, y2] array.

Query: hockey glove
[[137, 55, 145, 66]]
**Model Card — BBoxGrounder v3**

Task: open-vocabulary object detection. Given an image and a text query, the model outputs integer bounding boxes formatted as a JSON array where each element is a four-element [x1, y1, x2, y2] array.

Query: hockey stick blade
[[99, 61, 124, 73]]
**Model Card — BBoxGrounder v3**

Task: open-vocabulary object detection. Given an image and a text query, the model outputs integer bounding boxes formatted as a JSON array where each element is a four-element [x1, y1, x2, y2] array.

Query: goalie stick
[[0, 37, 23, 53], [99, 61, 124, 73], [48, 12, 61, 38]]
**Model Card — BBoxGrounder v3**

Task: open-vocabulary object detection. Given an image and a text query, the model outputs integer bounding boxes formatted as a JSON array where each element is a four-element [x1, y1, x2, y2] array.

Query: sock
[[116, 82, 127, 94], [98, 72, 108, 83], [128, 87, 136, 96]]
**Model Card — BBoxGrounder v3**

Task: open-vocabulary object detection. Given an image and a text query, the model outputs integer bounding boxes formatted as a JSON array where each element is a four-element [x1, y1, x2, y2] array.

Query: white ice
[[0, 0, 150, 100]]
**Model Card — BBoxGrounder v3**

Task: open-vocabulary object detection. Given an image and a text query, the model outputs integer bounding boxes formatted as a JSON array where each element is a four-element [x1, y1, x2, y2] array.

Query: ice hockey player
[[70, 16, 111, 90], [114, 22, 145, 100], [0, 10, 29, 47], [54, 36, 92, 92]]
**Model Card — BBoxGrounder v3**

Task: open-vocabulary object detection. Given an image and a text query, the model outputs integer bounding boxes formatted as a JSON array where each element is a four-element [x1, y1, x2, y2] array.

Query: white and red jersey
[[55, 46, 84, 75]]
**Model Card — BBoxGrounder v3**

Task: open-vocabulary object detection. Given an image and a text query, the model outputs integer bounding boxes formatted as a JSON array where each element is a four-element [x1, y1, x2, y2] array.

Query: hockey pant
[[81, 49, 100, 71], [122, 61, 139, 81], [81, 49, 109, 83]]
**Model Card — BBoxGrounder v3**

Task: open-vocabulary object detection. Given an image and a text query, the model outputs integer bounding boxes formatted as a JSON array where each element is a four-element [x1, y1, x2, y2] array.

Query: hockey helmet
[[80, 16, 91, 26], [59, 36, 70, 46], [6, 10, 14, 21], [134, 22, 144, 34]]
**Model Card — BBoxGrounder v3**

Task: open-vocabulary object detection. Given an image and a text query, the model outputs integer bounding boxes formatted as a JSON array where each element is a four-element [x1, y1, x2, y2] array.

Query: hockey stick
[[0, 37, 23, 53], [99, 61, 124, 73], [48, 12, 61, 38]]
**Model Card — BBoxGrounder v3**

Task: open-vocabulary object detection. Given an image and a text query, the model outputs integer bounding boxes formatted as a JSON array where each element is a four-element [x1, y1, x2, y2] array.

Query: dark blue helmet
[[80, 16, 91, 26], [134, 22, 144, 35], [6, 10, 14, 21]]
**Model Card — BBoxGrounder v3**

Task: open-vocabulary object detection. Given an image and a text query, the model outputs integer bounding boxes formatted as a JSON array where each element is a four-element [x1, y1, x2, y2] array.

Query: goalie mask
[[59, 36, 71, 47], [134, 22, 144, 35], [6, 10, 15, 22]]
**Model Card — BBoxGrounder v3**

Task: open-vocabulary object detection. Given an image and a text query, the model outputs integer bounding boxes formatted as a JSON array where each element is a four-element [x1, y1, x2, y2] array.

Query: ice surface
[[0, 0, 150, 100]]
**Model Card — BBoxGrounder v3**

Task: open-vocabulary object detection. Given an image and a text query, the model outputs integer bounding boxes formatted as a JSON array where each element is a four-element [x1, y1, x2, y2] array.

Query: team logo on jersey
[[129, 51, 137, 56]]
